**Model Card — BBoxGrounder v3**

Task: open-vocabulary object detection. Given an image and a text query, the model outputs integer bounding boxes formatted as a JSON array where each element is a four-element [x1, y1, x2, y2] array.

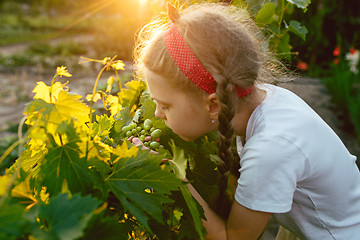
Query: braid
[[212, 75, 239, 220]]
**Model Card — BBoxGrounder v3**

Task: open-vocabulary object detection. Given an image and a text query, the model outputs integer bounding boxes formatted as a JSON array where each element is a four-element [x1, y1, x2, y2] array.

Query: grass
[[322, 60, 360, 143]]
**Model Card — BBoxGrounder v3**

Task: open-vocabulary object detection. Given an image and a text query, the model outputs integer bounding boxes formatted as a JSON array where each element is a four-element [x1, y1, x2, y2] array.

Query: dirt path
[[1, 71, 359, 157]]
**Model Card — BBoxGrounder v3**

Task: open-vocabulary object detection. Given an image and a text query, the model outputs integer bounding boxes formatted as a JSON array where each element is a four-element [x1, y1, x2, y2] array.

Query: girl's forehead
[[145, 70, 177, 99], [144, 68, 208, 106]]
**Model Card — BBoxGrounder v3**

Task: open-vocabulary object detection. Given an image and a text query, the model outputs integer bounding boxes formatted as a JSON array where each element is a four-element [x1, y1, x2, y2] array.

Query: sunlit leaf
[[0, 175, 11, 196], [112, 141, 138, 164], [94, 115, 114, 136], [56, 66, 72, 77], [33, 81, 66, 103], [106, 76, 114, 93], [11, 176, 37, 210], [168, 140, 188, 180], [53, 91, 90, 123], [107, 94, 122, 117], [25, 91, 90, 136], [111, 60, 125, 71], [86, 93, 101, 102], [27, 126, 47, 151]]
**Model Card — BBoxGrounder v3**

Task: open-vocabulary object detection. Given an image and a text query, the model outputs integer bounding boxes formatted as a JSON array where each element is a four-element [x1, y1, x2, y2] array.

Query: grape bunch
[[121, 119, 164, 150]]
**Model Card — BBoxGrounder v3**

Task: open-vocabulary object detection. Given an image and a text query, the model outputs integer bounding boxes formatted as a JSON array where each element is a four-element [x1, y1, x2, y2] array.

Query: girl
[[134, 3, 360, 239]]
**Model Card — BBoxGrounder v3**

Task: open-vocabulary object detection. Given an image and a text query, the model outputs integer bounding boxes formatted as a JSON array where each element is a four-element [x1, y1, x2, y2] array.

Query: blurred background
[[0, 0, 359, 167]]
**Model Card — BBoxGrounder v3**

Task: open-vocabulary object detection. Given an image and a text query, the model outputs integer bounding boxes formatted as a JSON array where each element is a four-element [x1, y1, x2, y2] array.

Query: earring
[[211, 119, 216, 124]]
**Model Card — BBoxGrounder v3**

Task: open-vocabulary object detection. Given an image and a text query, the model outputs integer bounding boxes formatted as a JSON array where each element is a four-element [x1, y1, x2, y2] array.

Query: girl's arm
[[187, 183, 271, 240]]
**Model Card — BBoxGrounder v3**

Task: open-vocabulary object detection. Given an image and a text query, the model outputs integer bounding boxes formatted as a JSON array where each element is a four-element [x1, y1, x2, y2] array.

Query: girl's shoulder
[[247, 83, 319, 139]]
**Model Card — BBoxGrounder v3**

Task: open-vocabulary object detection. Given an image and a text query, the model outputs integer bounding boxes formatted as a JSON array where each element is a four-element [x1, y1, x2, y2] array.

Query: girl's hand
[[130, 137, 158, 154]]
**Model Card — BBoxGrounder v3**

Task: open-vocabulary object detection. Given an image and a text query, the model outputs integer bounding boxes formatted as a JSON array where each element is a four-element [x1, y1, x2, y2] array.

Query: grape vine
[[0, 57, 220, 240]]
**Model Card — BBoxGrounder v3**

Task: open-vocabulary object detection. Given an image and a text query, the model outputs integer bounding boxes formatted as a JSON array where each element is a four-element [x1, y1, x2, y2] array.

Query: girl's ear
[[206, 93, 220, 120]]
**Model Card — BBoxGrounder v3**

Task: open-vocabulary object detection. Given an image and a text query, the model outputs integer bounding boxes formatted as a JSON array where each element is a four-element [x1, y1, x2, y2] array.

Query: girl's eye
[[161, 106, 168, 111]]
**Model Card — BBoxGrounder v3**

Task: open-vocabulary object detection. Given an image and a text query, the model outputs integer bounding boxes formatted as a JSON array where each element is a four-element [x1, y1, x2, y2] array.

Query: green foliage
[[0, 203, 30, 239], [322, 58, 360, 143], [0, 58, 219, 239], [239, 0, 310, 61], [0, 135, 19, 175], [36, 193, 101, 240]]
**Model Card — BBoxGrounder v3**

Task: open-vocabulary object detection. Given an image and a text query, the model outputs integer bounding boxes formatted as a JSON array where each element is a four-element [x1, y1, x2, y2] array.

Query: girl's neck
[[231, 86, 266, 138]]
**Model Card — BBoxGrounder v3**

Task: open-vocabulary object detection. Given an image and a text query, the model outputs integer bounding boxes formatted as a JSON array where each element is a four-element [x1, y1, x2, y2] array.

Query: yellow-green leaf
[[33, 81, 66, 103], [112, 141, 138, 164]]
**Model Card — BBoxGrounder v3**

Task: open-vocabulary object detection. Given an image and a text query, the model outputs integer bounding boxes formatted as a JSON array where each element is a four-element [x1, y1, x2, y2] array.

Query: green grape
[[140, 130, 146, 135], [150, 141, 160, 150], [130, 123, 137, 129], [126, 131, 132, 137], [144, 119, 153, 131], [151, 129, 162, 139], [132, 129, 137, 134], [139, 135, 145, 142], [158, 145, 164, 149], [122, 125, 131, 133], [150, 127, 155, 132], [136, 126, 142, 132], [144, 141, 149, 147]]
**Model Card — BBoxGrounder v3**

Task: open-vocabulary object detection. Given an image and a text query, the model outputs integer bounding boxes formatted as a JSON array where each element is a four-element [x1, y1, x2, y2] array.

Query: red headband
[[164, 24, 253, 97]]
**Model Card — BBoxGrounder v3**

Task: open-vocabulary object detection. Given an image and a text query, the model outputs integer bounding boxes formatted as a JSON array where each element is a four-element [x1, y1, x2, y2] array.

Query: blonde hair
[[134, 2, 285, 219]]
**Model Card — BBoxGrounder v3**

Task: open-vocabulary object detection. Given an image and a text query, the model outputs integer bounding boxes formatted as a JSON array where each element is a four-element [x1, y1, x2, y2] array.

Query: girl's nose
[[155, 107, 166, 120]]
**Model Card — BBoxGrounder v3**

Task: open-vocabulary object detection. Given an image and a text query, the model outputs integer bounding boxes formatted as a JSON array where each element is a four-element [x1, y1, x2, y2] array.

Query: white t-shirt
[[234, 84, 360, 239]]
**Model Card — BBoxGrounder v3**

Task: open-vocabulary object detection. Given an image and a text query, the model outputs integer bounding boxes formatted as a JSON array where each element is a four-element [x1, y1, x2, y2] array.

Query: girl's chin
[[177, 133, 201, 142]]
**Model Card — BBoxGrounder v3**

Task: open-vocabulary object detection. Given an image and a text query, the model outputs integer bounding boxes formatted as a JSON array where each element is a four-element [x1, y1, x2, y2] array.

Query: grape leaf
[[93, 114, 114, 136], [0, 175, 11, 196], [106, 94, 122, 117], [36, 193, 100, 240], [0, 203, 29, 239], [106, 150, 180, 231], [276, 33, 291, 61], [245, 0, 266, 15], [255, 2, 276, 25], [25, 91, 90, 135], [79, 214, 133, 240], [288, 20, 308, 41], [39, 134, 95, 196], [168, 140, 188, 180], [139, 91, 156, 120], [186, 136, 219, 205], [179, 184, 206, 239], [113, 141, 138, 163], [286, 0, 310, 9], [33, 81, 66, 103], [118, 80, 147, 110]]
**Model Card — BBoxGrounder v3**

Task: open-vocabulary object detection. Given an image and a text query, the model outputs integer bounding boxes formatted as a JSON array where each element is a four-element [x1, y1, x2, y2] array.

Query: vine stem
[[274, 0, 290, 52], [49, 73, 58, 103], [0, 116, 27, 208], [86, 55, 117, 159], [115, 70, 122, 91]]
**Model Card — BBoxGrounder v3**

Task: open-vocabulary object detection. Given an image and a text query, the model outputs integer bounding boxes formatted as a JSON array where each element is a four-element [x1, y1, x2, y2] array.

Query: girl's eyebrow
[[150, 97, 170, 105]]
